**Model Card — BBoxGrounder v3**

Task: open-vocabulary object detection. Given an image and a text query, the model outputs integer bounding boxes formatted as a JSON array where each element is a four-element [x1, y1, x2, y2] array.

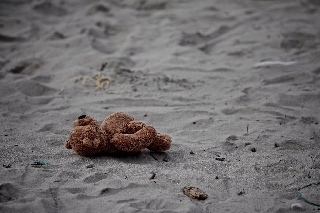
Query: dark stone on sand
[[216, 157, 225, 161], [226, 135, 238, 141], [86, 164, 94, 168]]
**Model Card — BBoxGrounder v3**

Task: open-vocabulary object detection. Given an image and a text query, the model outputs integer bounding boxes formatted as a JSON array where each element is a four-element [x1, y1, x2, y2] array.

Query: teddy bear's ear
[[78, 115, 86, 119]]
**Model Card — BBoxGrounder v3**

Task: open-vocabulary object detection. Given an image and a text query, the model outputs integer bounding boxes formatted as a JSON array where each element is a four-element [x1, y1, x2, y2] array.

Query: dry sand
[[1, 0, 320, 212]]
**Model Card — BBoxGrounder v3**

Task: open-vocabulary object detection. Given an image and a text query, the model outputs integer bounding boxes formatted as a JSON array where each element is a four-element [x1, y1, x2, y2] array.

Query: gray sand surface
[[1, 0, 320, 212]]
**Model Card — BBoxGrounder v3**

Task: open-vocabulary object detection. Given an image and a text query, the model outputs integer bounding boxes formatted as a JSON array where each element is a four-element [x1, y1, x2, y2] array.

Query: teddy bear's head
[[65, 115, 112, 156]]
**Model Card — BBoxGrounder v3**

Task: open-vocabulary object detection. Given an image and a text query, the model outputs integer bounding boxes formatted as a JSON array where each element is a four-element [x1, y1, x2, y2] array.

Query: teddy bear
[[65, 112, 171, 156]]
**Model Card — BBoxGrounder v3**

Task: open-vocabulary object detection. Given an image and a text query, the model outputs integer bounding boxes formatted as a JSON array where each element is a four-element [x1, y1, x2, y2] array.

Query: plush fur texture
[[148, 132, 172, 152], [111, 123, 157, 152], [101, 112, 134, 136], [65, 112, 171, 156]]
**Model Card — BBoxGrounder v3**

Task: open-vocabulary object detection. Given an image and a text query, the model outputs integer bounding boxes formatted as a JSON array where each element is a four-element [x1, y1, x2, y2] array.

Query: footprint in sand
[[8, 58, 43, 75], [0, 18, 30, 42], [86, 4, 112, 16], [280, 32, 316, 50], [33, 2, 68, 16], [16, 80, 56, 97], [278, 93, 320, 108], [91, 39, 116, 54], [83, 173, 108, 184], [179, 26, 230, 47], [0, 183, 25, 203]]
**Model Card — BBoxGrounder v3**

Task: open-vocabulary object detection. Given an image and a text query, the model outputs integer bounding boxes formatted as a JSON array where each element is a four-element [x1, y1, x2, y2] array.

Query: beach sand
[[1, 0, 320, 212]]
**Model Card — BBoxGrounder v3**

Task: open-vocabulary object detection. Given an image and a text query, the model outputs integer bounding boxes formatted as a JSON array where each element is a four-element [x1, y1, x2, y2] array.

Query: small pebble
[[226, 135, 238, 141], [3, 164, 11, 168], [291, 203, 304, 211], [86, 164, 94, 168]]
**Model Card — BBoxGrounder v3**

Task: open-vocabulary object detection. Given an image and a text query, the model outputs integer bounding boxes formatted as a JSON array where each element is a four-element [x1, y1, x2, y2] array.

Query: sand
[[1, 0, 320, 212]]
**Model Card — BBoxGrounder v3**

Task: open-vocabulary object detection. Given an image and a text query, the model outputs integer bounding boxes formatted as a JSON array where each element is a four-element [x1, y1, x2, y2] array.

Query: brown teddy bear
[[65, 112, 171, 156]]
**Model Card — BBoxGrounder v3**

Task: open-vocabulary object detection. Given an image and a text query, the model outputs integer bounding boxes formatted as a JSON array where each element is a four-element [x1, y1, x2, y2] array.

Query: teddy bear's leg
[[147, 132, 171, 152], [111, 125, 157, 152], [101, 112, 134, 135]]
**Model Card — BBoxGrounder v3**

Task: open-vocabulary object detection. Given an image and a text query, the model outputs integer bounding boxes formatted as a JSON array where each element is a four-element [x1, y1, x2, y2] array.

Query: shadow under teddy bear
[[65, 112, 171, 156]]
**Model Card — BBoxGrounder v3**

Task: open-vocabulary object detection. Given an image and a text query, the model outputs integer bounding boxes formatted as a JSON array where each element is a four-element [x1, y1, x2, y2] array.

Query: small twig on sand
[[244, 124, 249, 136]]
